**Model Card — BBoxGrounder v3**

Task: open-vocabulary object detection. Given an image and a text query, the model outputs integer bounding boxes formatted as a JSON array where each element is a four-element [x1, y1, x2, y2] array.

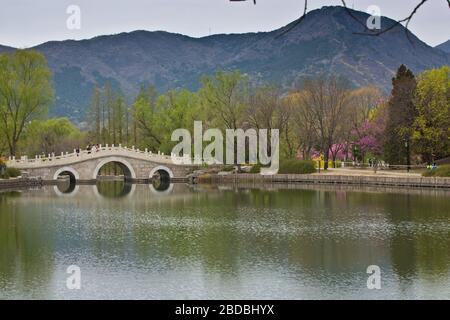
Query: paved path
[[317, 168, 422, 177]]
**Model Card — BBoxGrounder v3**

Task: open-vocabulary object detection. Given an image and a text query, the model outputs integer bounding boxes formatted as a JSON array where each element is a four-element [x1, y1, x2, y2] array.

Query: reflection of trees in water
[[384, 193, 450, 283], [1, 185, 449, 296], [237, 189, 392, 277], [0, 191, 21, 201], [130, 198, 241, 276], [0, 195, 55, 297], [129, 189, 333, 277], [130, 188, 450, 283], [96, 180, 133, 198]]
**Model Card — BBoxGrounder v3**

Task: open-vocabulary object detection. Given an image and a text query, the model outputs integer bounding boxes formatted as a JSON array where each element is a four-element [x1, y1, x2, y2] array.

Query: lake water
[[0, 181, 449, 299]]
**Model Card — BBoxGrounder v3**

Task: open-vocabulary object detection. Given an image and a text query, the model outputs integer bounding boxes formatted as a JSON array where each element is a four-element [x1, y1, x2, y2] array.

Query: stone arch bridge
[[6, 145, 195, 182]]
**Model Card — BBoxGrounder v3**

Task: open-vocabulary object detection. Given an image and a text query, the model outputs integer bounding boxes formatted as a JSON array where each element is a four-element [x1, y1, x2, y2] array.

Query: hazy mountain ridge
[[1, 6, 449, 123], [0, 45, 15, 53], [436, 39, 450, 53]]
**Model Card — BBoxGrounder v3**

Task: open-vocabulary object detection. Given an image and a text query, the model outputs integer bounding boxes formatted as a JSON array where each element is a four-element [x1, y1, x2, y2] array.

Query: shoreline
[[196, 173, 450, 189], [2, 173, 450, 191], [0, 177, 43, 191], [193, 182, 450, 197]]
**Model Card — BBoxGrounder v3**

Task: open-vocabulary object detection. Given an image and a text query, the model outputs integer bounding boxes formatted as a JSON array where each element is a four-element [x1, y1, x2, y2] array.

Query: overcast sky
[[0, 0, 449, 48]]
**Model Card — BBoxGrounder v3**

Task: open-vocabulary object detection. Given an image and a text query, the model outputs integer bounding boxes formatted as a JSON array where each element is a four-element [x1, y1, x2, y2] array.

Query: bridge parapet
[[5, 145, 195, 181], [7, 145, 192, 169]]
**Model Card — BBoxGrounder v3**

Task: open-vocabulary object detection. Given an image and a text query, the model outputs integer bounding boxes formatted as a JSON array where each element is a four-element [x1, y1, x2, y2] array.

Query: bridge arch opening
[[93, 157, 136, 181], [54, 167, 80, 194], [149, 166, 173, 192], [149, 166, 174, 181], [54, 167, 79, 183]]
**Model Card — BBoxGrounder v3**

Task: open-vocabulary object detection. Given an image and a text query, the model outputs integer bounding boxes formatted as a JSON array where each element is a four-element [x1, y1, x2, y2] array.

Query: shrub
[[5, 167, 21, 178], [249, 164, 261, 174], [314, 160, 342, 169], [278, 160, 316, 174], [423, 165, 450, 177], [221, 165, 235, 172]]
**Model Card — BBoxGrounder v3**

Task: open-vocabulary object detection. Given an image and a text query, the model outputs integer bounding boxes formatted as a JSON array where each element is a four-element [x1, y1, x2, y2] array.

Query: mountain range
[[437, 40, 450, 53], [0, 6, 449, 123]]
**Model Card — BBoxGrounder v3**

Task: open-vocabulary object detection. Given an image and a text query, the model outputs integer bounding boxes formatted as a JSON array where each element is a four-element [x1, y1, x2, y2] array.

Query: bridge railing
[[7, 144, 194, 167]]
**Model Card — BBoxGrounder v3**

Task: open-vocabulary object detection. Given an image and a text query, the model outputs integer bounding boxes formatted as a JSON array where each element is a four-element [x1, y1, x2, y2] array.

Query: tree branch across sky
[[230, 0, 450, 40]]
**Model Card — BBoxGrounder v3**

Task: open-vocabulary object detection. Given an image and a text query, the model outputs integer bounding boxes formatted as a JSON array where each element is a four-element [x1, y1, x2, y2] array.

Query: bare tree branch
[[230, 0, 450, 42], [341, 0, 428, 40], [275, 0, 308, 39]]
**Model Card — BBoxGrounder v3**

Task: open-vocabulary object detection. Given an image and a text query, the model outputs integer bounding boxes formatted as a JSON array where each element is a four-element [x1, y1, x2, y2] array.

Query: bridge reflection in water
[[54, 180, 174, 198], [96, 181, 135, 198], [53, 179, 80, 197], [53, 155, 176, 198]]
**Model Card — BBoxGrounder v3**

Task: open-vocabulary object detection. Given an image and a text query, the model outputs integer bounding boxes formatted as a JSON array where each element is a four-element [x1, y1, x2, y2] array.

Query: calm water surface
[[0, 181, 449, 299]]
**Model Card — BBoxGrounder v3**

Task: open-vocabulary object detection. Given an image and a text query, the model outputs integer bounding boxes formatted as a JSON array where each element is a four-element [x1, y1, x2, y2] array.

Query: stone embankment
[[197, 173, 450, 189], [0, 177, 43, 191]]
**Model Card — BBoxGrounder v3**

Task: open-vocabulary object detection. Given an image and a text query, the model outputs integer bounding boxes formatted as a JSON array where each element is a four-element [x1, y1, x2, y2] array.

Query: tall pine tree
[[384, 65, 417, 165]]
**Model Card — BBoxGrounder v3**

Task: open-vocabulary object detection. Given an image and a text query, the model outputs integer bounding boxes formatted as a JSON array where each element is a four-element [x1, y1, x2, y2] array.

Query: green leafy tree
[[412, 66, 450, 162], [132, 87, 201, 154], [132, 85, 160, 150], [20, 118, 86, 156], [157, 89, 201, 153], [200, 71, 248, 166], [0, 50, 54, 156], [200, 70, 248, 130]]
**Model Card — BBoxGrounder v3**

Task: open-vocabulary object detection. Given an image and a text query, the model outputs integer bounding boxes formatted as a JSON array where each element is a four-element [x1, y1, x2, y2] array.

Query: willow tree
[[200, 70, 248, 131], [132, 85, 160, 150], [21, 118, 86, 156], [0, 50, 54, 156], [200, 71, 248, 167]]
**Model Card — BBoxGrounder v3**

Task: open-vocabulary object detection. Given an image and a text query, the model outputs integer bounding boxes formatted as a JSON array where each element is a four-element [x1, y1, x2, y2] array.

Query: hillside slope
[[436, 39, 450, 53]]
